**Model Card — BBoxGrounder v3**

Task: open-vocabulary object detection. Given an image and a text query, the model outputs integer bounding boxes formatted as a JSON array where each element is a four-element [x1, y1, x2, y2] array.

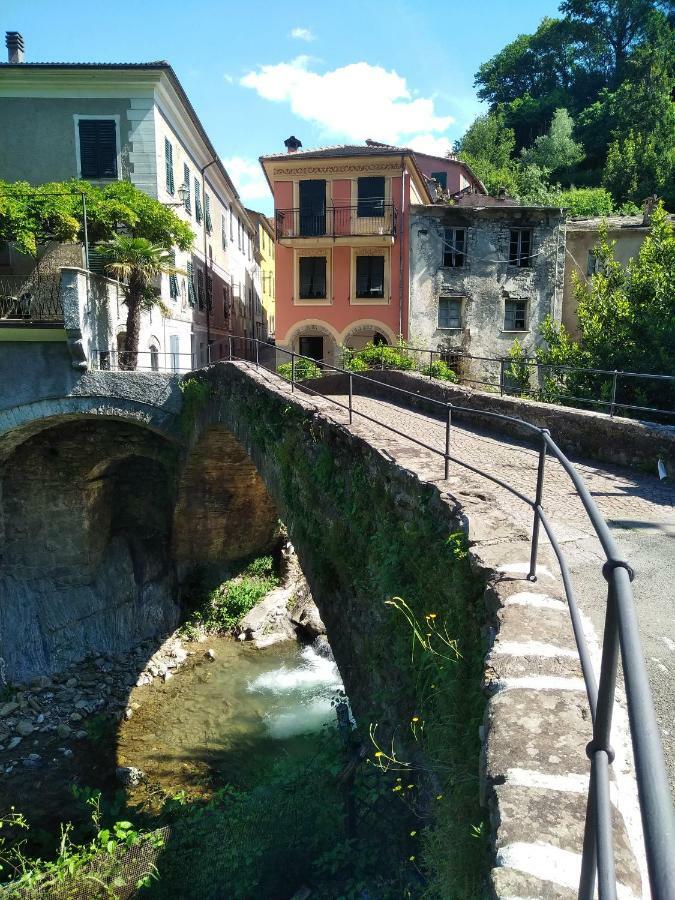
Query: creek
[[118, 636, 345, 804]]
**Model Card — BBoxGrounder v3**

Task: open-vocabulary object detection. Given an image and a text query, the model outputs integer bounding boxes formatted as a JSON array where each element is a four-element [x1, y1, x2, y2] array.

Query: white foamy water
[[248, 646, 345, 739]]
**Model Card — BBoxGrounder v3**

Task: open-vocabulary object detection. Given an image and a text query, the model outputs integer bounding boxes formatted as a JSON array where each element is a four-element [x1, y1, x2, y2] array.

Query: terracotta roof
[[260, 143, 411, 161]]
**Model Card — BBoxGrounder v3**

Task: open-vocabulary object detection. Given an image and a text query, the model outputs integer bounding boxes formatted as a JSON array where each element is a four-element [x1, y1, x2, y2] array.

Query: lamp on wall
[[164, 183, 189, 208]]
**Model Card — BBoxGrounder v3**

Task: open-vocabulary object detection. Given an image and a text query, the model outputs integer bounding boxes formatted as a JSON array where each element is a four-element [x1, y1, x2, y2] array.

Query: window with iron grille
[[438, 296, 462, 329], [205, 193, 212, 234], [509, 229, 532, 267], [504, 299, 527, 330], [195, 178, 203, 224], [186, 260, 196, 306], [183, 164, 191, 214], [164, 138, 175, 195], [443, 228, 465, 267], [78, 119, 117, 179], [357, 177, 385, 218], [299, 257, 326, 299], [355, 255, 385, 298]]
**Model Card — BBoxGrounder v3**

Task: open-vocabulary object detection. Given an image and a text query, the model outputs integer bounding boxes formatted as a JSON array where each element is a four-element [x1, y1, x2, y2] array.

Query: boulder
[[290, 596, 326, 640], [116, 765, 144, 787]]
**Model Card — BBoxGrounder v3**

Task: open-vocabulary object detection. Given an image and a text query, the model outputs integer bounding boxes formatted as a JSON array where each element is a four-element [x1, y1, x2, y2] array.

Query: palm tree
[[96, 235, 184, 370]]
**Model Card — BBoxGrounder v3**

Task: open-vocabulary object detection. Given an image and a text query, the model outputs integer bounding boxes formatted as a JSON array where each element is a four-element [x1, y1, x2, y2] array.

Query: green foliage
[[0, 179, 193, 258], [277, 356, 322, 382], [0, 796, 161, 898], [504, 339, 533, 395], [345, 340, 416, 371], [181, 556, 279, 635], [556, 186, 615, 216], [341, 353, 370, 373], [420, 359, 459, 382], [520, 108, 584, 175], [83, 713, 116, 746]]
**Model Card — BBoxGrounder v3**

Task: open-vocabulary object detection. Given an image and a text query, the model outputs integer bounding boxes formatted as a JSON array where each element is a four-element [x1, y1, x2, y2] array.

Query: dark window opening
[[443, 228, 465, 268], [504, 299, 527, 330], [299, 256, 327, 299], [509, 229, 532, 267], [299, 336, 324, 361], [373, 331, 388, 346], [357, 176, 385, 217], [438, 296, 462, 329], [299, 180, 326, 236], [431, 171, 447, 190], [356, 255, 385, 298], [78, 119, 117, 179]]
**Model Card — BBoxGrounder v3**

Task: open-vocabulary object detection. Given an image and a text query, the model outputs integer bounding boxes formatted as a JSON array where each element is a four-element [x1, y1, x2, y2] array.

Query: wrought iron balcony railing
[[0, 274, 64, 324], [275, 203, 396, 240]]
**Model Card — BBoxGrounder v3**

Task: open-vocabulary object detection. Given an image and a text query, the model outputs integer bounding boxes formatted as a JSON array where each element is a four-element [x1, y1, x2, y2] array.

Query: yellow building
[[246, 208, 276, 339]]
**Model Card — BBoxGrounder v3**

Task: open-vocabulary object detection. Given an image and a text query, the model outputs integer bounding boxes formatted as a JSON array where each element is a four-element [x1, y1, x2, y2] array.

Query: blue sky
[[3, 0, 559, 212]]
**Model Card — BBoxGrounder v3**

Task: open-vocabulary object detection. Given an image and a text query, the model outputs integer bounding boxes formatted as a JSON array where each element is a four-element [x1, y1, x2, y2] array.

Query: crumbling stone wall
[[408, 205, 565, 363]]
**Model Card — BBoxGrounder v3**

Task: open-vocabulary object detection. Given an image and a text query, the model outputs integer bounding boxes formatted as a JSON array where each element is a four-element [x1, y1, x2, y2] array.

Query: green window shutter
[[165, 139, 174, 194], [205, 193, 212, 234], [186, 260, 196, 306], [183, 164, 191, 213], [194, 177, 203, 223], [206, 274, 213, 311], [78, 119, 117, 178]]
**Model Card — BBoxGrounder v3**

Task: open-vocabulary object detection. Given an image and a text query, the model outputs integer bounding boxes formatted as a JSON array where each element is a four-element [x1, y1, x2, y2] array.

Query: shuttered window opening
[[195, 178, 203, 224], [186, 260, 196, 306], [205, 193, 213, 234], [183, 164, 191, 213], [78, 119, 117, 179], [355, 255, 385, 298], [197, 268, 205, 309], [221, 212, 227, 248], [206, 274, 213, 311], [164, 139, 175, 195]]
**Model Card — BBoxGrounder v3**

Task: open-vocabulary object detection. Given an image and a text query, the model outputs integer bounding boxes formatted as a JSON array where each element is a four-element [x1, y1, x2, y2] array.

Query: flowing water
[[117, 637, 344, 802]]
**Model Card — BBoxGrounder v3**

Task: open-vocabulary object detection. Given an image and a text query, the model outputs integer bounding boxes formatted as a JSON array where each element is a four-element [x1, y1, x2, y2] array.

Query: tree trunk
[[121, 279, 143, 371]]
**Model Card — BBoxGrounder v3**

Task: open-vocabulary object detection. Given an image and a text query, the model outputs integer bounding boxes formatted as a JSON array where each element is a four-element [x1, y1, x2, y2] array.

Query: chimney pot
[[6, 31, 25, 64], [284, 135, 302, 154]]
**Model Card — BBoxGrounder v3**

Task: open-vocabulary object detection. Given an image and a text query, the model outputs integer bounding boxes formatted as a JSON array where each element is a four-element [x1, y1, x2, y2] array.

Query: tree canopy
[[0, 180, 194, 257]]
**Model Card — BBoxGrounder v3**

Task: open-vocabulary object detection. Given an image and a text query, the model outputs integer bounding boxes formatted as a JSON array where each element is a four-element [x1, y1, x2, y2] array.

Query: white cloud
[[407, 134, 454, 157], [240, 57, 454, 146], [290, 27, 315, 42], [222, 156, 271, 207]]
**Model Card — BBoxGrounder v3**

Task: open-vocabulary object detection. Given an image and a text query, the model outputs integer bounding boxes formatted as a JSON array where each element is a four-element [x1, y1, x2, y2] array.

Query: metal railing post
[[429, 349, 434, 379], [381, 344, 385, 370], [610, 370, 618, 417], [291, 352, 295, 392], [527, 429, 548, 581], [444, 403, 452, 480], [228, 336, 233, 360], [255, 339, 259, 369], [500, 358, 505, 396], [348, 374, 353, 425]]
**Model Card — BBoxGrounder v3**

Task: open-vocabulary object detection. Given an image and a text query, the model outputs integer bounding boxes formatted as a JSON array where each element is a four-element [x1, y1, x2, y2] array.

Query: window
[[299, 257, 327, 299], [509, 229, 532, 267], [443, 228, 465, 268], [164, 138, 174, 195], [299, 179, 326, 236], [504, 299, 527, 331], [355, 255, 385, 298], [237, 217, 242, 250], [186, 260, 196, 307], [587, 251, 601, 276], [77, 119, 117, 178], [221, 212, 227, 249], [438, 296, 462, 329], [206, 274, 213, 311], [223, 282, 231, 318], [194, 177, 203, 224], [431, 171, 447, 190], [169, 335, 180, 372], [357, 176, 385, 217], [183, 164, 191, 213], [149, 345, 159, 372], [299, 336, 324, 360], [197, 267, 205, 309], [205, 193, 212, 234], [230, 208, 234, 241], [169, 251, 179, 300]]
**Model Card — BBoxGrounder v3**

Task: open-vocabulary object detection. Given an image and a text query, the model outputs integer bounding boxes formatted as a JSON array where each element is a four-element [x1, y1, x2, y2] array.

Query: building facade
[[260, 139, 432, 364], [246, 208, 276, 340], [409, 199, 566, 369], [0, 39, 261, 369]]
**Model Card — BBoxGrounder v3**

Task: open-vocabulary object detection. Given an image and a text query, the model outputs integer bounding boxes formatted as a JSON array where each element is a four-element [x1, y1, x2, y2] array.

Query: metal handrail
[[338, 344, 675, 421], [275, 203, 397, 240], [221, 333, 674, 900]]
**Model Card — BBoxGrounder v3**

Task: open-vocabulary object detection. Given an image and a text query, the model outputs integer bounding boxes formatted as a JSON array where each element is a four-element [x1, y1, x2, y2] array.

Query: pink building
[[260, 138, 434, 364]]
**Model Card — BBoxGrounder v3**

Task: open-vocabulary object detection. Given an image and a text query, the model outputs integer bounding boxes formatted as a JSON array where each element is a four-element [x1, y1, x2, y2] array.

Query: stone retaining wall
[[302, 369, 675, 476]]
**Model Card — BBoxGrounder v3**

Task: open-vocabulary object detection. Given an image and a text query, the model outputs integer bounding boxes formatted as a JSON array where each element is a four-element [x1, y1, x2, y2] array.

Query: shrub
[[277, 357, 321, 382], [342, 354, 369, 373], [420, 360, 459, 382], [347, 341, 416, 371]]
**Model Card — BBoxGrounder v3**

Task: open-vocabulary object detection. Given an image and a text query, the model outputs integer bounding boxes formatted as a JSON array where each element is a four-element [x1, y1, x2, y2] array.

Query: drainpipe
[[201, 159, 217, 361], [399, 154, 405, 340]]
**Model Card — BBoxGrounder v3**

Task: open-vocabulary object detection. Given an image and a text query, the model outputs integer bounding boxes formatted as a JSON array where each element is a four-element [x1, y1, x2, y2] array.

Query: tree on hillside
[[520, 108, 585, 177], [97, 236, 184, 370], [453, 111, 520, 195]]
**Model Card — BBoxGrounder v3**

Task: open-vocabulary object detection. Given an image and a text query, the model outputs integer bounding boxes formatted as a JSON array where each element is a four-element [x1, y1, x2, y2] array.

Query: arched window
[[149, 344, 159, 372]]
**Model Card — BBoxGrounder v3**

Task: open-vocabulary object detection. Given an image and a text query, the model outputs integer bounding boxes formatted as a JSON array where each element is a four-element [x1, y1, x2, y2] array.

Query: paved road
[[322, 391, 675, 790]]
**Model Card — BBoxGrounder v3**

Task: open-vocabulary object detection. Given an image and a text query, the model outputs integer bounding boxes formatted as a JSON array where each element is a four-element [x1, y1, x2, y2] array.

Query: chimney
[[284, 135, 302, 154], [497, 186, 507, 202], [6, 32, 25, 64]]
